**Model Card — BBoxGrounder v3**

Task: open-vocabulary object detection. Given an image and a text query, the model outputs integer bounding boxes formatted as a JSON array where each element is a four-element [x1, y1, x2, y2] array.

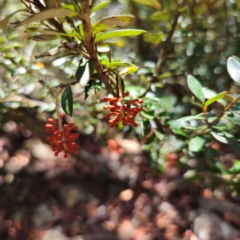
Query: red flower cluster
[[103, 92, 143, 128], [45, 117, 79, 158]]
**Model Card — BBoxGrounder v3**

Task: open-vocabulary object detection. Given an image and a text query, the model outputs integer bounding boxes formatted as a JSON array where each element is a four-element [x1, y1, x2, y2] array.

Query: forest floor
[[0, 109, 240, 240]]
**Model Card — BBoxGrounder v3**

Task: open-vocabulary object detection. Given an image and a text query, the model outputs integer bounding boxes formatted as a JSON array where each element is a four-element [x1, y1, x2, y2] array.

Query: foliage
[[1, 0, 240, 192]]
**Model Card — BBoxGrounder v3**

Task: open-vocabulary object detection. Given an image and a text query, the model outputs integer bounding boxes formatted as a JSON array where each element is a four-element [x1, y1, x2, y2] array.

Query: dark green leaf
[[61, 85, 73, 116], [187, 75, 205, 104], [142, 120, 151, 135], [141, 110, 154, 120], [84, 79, 101, 100]]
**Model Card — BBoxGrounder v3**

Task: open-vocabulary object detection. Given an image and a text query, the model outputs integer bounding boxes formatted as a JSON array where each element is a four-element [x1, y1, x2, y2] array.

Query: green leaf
[[229, 161, 240, 174], [84, 79, 101, 100], [210, 132, 228, 144], [227, 56, 240, 84], [189, 136, 205, 152], [95, 29, 147, 42], [133, 0, 162, 10], [187, 75, 205, 104], [150, 11, 170, 21], [141, 110, 154, 120], [106, 61, 136, 69], [120, 66, 139, 75], [144, 133, 156, 145], [174, 113, 205, 122], [92, 15, 135, 34], [154, 128, 164, 140], [61, 85, 73, 116], [142, 120, 151, 135], [204, 91, 227, 108], [76, 59, 94, 87], [15, 8, 74, 28], [143, 32, 163, 45], [91, 1, 110, 13], [225, 111, 240, 125]]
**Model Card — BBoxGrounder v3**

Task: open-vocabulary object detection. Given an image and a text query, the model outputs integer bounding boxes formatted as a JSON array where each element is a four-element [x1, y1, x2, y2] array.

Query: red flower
[[103, 92, 143, 128], [45, 116, 79, 158]]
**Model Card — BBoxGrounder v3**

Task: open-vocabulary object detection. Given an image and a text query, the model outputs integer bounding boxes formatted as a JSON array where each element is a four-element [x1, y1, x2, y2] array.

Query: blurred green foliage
[[1, 0, 240, 192]]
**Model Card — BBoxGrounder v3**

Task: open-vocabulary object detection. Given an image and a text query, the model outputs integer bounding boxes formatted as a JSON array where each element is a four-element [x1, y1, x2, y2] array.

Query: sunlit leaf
[[61, 85, 73, 116], [227, 55, 240, 84], [15, 8, 74, 28], [189, 136, 205, 152], [143, 32, 163, 45], [106, 61, 135, 69], [154, 128, 164, 140], [150, 11, 170, 21], [120, 66, 139, 75], [76, 59, 95, 87], [133, 0, 162, 10], [204, 91, 227, 108], [211, 132, 228, 144], [95, 29, 147, 42], [91, 1, 110, 13], [187, 75, 205, 104], [93, 15, 135, 34]]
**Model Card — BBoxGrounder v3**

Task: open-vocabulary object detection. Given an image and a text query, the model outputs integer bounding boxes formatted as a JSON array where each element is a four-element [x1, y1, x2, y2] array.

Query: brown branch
[[139, 2, 185, 98], [79, 0, 115, 96]]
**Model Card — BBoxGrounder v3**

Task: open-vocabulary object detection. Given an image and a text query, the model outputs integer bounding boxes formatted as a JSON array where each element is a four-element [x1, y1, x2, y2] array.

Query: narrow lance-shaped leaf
[[227, 55, 240, 84], [61, 85, 73, 116], [106, 62, 136, 69], [187, 75, 205, 104], [95, 29, 147, 42], [15, 8, 73, 28], [133, 0, 162, 10], [92, 15, 135, 34], [204, 91, 227, 108], [120, 66, 139, 75], [91, 1, 110, 13]]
